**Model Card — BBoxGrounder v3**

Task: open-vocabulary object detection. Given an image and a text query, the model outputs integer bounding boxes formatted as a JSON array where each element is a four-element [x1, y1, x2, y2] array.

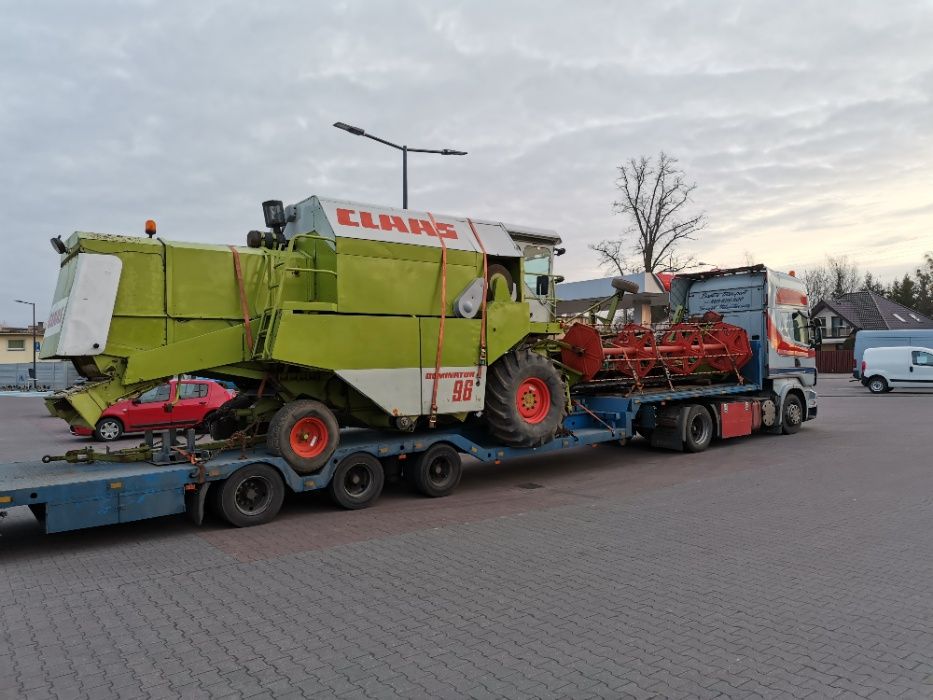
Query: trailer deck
[[0, 380, 764, 534]]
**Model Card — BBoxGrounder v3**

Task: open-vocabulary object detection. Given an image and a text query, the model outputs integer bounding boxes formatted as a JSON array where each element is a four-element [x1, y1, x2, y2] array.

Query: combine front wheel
[[484, 350, 566, 448], [267, 400, 340, 474]]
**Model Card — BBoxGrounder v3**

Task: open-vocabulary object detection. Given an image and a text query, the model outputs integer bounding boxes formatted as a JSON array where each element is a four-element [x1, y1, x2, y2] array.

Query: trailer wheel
[[781, 394, 804, 435], [267, 400, 339, 474], [329, 452, 385, 510], [866, 376, 888, 394], [409, 444, 462, 498], [683, 405, 713, 453], [94, 417, 124, 442], [218, 463, 285, 527], [484, 349, 566, 448]]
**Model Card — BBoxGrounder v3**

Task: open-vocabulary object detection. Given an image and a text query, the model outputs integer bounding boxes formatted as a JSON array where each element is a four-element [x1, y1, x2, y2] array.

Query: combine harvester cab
[[41, 197, 570, 474]]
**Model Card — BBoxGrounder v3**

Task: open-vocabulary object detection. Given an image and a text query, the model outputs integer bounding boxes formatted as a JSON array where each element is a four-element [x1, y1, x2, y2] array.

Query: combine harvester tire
[[267, 400, 340, 474], [484, 349, 566, 448]]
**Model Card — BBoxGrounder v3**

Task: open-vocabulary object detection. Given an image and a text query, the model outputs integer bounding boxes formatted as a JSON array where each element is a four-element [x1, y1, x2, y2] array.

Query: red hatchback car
[[71, 379, 236, 442]]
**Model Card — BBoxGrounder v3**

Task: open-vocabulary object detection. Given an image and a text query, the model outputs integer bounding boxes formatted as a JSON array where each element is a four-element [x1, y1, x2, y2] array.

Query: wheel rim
[[99, 421, 120, 440], [785, 400, 803, 425], [515, 377, 551, 424], [427, 456, 453, 487], [343, 463, 372, 497], [869, 380, 884, 393], [689, 414, 710, 444], [290, 417, 328, 458], [234, 476, 272, 516]]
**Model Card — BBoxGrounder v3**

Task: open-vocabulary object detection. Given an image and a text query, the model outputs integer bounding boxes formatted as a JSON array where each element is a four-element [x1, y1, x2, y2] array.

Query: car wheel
[[94, 417, 124, 442], [867, 376, 888, 394]]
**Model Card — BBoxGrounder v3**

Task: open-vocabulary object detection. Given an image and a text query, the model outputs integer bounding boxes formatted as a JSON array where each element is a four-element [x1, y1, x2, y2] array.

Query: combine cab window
[[523, 246, 552, 297]]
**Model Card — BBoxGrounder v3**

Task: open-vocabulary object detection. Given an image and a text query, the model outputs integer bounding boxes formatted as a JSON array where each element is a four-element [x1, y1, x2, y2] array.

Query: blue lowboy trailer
[[0, 375, 813, 535], [0, 266, 818, 535]]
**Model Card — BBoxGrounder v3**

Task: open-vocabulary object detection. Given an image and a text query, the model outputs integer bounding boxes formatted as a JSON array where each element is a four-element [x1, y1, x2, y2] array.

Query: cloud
[[1, 0, 933, 323]]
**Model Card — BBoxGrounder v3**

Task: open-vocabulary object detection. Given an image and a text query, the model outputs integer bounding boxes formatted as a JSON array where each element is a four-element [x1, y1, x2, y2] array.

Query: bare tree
[[827, 255, 861, 298], [803, 266, 831, 309], [591, 152, 706, 274], [589, 239, 629, 276], [803, 255, 861, 307]]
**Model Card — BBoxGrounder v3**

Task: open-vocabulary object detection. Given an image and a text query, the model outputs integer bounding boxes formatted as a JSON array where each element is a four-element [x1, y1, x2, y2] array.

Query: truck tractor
[[41, 197, 572, 474]]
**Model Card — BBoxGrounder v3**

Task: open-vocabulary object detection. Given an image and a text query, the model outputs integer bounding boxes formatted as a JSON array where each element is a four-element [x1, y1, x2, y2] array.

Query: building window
[[829, 316, 851, 338], [7, 339, 25, 351]]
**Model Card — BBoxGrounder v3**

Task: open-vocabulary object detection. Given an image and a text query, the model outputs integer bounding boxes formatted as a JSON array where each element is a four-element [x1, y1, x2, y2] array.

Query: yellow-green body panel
[[41, 199, 562, 430]]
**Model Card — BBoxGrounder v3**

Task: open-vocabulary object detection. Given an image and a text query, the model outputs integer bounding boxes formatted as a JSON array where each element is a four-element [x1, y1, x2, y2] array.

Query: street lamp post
[[14, 299, 36, 387], [333, 122, 467, 209]]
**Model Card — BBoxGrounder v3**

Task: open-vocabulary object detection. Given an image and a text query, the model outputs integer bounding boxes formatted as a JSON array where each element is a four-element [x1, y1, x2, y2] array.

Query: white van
[[861, 346, 933, 393]]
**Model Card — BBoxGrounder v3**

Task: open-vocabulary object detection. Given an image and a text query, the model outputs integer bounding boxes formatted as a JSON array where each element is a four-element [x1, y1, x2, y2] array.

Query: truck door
[[909, 349, 933, 385]]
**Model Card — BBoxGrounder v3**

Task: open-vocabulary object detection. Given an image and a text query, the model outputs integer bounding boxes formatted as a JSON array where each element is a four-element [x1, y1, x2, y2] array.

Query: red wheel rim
[[289, 417, 328, 458], [515, 377, 551, 424]]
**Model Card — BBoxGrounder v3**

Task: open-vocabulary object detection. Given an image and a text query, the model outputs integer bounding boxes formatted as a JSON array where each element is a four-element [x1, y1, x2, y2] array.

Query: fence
[[816, 349, 854, 374], [0, 361, 80, 390]]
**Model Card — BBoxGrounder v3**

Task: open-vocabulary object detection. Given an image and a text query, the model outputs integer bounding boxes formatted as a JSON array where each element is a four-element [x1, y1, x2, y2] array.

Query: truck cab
[[670, 265, 819, 425]]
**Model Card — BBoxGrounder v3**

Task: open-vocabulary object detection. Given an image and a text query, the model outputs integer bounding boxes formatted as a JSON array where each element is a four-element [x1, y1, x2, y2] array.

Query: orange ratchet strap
[[228, 245, 254, 353], [426, 212, 448, 428], [466, 218, 488, 384]]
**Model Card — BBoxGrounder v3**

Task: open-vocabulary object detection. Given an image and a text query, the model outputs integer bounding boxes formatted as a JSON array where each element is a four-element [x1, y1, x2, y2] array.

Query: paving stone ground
[[1, 377, 932, 699]]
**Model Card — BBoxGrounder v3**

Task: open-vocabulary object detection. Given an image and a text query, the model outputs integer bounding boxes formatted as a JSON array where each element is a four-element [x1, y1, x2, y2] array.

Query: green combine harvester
[[41, 196, 573, 474]]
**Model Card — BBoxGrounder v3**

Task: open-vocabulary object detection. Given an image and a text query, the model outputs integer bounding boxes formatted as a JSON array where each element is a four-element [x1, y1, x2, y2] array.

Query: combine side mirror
[[536, 275, 550, 296], [262, 200, 286, 229]]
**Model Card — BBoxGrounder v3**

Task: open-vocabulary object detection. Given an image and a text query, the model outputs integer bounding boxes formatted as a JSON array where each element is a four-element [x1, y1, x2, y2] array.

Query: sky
[[1, 0, 932, 325]]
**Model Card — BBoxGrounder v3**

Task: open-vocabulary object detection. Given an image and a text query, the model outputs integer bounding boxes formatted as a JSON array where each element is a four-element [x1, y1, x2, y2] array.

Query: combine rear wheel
[[267, 400, 339, 474], [484, 349, 566, 448]]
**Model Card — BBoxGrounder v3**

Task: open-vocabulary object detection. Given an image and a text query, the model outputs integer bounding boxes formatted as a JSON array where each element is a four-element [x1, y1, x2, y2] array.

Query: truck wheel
[[484, 349, 566, 448], [267, 400, 339, 474], [781, 394, 804, 435], [867, 376, 888, 394], [218, 463, 285, 527], [410, 444, 462, 498], [329, 452, 384, 510], [94, 417, 124, 442], [683, 405, 713, 452]]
